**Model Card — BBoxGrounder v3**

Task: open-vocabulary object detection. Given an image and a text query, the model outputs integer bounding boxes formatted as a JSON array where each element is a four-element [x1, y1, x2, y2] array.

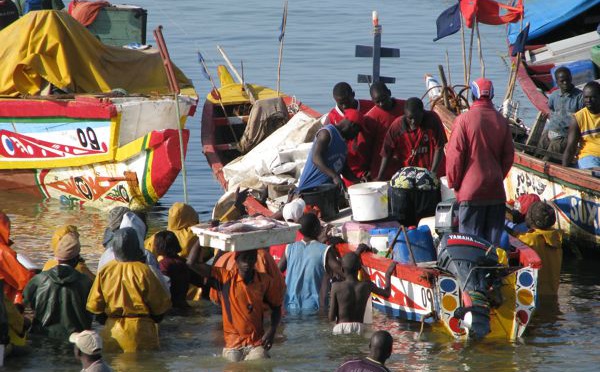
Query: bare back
[[330, 280, 375, 323]]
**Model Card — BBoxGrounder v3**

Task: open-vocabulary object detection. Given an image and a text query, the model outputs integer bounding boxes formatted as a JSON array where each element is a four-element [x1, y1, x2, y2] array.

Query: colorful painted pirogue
[[0, 10, 197, 209], [201, 67, 540, 340], [502, 0, 600, 248]]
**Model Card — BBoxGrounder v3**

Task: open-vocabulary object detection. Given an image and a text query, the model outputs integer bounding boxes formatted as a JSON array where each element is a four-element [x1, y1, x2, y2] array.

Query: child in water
[[516, 202, 562, 296], [153, 230, 190, 309], [329, 250, 395, 335]]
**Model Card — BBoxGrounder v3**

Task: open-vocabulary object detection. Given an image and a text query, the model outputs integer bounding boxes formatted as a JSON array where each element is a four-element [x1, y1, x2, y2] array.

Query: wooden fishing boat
[[507, 0, 600, 114], [0, 96, 195, 209], [201, 67, 540, 340], [0, 10, 197, 209]]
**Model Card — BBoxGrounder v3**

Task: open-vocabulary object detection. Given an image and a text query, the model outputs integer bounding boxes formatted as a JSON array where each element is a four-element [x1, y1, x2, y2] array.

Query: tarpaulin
[[507, 0, 600, 44], [0, 10, 193, 97]]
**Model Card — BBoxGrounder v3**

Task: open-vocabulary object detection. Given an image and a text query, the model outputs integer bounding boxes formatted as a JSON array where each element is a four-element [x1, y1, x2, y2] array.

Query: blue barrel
[[389, 225, 436, 264]]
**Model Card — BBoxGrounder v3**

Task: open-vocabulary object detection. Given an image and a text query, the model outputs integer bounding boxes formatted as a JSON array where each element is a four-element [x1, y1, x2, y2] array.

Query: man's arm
[[312, 129, 342, 186], [562, 117, 581, 167], [261, 305, 282, 350], [369, 262, 396, 298], [277, 249, 287, 273], [325, 247, 344, 280], [430, 113, 447, 175], [375, 155, 389, 181]]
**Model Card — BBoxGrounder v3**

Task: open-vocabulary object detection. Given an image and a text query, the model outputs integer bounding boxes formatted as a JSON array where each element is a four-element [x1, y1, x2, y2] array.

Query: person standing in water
[[329, 252, 395, 335]]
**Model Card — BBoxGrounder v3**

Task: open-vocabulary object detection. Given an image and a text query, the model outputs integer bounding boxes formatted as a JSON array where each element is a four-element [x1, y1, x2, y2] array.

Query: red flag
[[461, 0, 523, 28], [460, 0, 478, 28], [477, 0, 523, 25]]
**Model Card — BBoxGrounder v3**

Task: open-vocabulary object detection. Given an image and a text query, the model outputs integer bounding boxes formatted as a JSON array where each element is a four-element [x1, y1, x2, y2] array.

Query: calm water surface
[[2, 0, 599, 370]]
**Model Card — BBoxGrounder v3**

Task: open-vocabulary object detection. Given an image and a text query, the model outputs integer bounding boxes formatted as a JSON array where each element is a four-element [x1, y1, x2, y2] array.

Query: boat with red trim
[[201, 65, 540, 340], [0, 10, 197, 209]]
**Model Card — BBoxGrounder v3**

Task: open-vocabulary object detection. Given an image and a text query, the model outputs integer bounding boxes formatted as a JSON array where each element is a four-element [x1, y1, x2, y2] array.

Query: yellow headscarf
[[50, 225, 79, 253]]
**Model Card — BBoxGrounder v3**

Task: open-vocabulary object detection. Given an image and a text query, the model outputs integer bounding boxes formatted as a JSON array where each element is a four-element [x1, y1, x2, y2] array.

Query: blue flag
[[433, 2, 461, 42], [510, 23, 530, 56], [197, 51, 211, 80], [278, 2, 288, 42]]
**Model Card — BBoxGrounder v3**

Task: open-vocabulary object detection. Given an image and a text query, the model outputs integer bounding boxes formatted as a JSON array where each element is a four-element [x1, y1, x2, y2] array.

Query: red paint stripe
[[0, 98, 116, 119], [447, 239, 487, 249]]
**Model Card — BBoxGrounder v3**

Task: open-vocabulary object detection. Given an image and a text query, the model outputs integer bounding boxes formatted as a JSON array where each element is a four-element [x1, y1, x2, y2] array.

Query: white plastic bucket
[[348, 182, 389, 221]]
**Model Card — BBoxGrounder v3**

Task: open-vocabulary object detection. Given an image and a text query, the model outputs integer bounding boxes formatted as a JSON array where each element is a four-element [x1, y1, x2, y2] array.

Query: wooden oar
[[216, 45, 257, 103]]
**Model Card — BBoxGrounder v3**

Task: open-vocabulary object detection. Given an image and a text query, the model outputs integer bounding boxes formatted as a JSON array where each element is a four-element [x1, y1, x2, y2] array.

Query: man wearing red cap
[[325, 83, 375, 185], [297, 111, 361, 192], [446, 78, 514, 246]]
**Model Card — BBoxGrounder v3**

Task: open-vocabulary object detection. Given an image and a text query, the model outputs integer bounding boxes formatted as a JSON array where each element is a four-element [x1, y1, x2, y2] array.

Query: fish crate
[[87, 5, 147, 47], [190, 223, 300, 252]]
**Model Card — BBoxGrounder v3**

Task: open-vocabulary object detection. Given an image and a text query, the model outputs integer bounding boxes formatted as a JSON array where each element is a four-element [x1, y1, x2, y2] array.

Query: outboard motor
[[437, 233, 506, 339]]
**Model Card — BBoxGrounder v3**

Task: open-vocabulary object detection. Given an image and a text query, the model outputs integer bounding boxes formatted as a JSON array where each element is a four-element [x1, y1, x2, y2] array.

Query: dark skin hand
[[329, 261, 396, 323]]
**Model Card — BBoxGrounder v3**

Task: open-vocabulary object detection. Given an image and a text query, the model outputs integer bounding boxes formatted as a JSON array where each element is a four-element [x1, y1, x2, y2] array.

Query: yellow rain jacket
[[86, 261, 171, 352], [517, 229, 563, 296], [0, 10, 193, 97], [4, 296, 26, 347], [146, 203, 201, 258], [42, 225, 95, 281]]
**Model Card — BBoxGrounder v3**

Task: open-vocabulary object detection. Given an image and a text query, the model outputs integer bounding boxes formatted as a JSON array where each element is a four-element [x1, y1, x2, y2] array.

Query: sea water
[[2, 0, 599, 371]]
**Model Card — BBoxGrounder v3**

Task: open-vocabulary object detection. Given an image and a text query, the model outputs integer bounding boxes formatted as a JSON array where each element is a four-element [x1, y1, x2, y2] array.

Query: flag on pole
[[433, 2, 461, 42], [278, 1, 288, 42], [476, 0, 523, 26], [197, 51, 211, 80], [461, 0, 523, 28], [460, 0, 478, 28], [510, 22, 530, 56]]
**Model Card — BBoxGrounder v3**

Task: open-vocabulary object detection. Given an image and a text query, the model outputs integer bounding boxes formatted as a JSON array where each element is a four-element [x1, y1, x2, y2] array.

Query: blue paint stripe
[[581, 127, 600, 137], [0, 121, 109, 133]]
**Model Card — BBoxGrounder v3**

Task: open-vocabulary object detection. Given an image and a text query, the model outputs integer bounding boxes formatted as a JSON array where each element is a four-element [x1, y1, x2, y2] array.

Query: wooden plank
[[214, 115, 248, 126], [525, 111, 548, 148]]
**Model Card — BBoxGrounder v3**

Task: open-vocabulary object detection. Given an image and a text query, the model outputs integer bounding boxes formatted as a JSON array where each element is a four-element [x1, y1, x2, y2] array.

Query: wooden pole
[[467, 20, 475, 83], [460, 15, 467, 86], [475, 21, 485, 78], [217, 45, 257, 103], [445, 49, 452, 87], [438, 64, 450, 108], [276, 0, 288, 96], [154, 26, 188, 203]]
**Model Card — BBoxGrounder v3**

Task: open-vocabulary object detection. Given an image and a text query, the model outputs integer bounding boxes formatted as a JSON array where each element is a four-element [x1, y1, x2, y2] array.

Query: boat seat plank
[[214, 143, 239, 151], [214, 115, 249, 126]]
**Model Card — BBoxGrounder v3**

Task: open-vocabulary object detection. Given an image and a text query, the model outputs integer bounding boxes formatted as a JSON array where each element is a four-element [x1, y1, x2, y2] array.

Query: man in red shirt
[[446, 78, 514, 246], [366, 82, 406, 178], [376, 97, 446, 181], [326, 82, 375, 185]]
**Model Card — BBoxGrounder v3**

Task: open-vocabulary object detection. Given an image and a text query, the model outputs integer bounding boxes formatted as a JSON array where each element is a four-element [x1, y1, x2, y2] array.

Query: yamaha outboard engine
[[437, 233, 505, 339]]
